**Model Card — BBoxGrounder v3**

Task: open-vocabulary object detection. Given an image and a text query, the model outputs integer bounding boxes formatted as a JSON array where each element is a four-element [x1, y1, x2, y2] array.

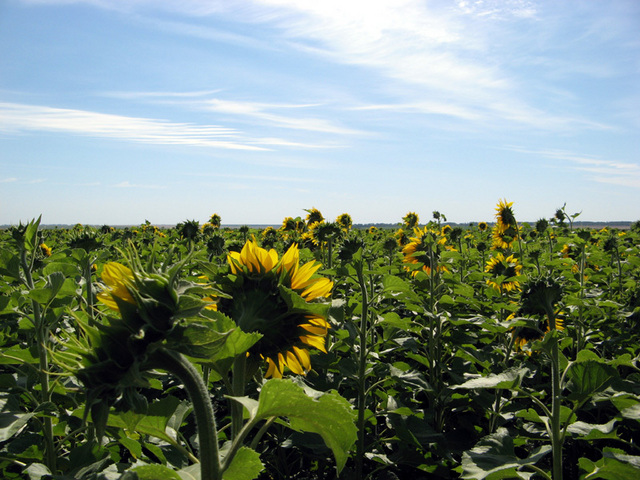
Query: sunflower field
[[1, 203, 639, 480]]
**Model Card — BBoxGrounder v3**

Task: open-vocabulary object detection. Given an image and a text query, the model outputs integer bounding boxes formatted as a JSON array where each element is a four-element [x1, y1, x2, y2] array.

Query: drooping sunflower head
[[395, 228, 408, 246], [336, 213, 353, 232], [512, 315, 565, 353], [485, 253, 523, 292], [402, 211, 420, 229], [519, 275, 564, 320], [402, 227, 448, 277], [209, 213, 222, 228], [495, 199, 516, 227], [305, 207, 324, 226], [220, 239, 333, 378], [492, 222, 519, 250]]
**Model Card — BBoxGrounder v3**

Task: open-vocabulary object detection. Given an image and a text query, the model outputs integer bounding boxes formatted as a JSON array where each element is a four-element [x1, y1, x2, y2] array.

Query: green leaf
[[611, 395, 640, 422], [579, 447, 640, 479], [195, 311, 262, 376], [0, 344, 39, 364], [24, 215, 42, 252], [131, 464, 182, 480], [567, 419, 618, 440], [461, 428, 551, 479], [455, 367, 529, 390], [382, 275, 413, 294], [0, 411, 36, 441], [222, 446, 264, 480], [0, 250, 21, 281], [565, 360, 617, 402], [23, 463, 51, 480], [108, 396, 182, 444], [240, 378, 357, 474], [42, 261, 80, 277]]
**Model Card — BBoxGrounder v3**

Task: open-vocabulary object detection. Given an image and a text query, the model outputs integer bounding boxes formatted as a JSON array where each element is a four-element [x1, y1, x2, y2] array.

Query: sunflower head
[[478, 221, 488, 232], [336, 213, 353, 232], [305, 207, 324, 226], [67, 254, 216, 416], [219, 239, 333, 378], [492, 223, 519, 250], [519, 275, 564, 320], [495, 199, 517, 227], [39, 243, 52, 257], [402, 212, 420, 229], [338, 237, 365, 263], [485, 253, 523, 292], [68, 227, 103, 252], [209, 213, 222, 228], [177, 219, 201, 241], [402, 227, 448, 277]]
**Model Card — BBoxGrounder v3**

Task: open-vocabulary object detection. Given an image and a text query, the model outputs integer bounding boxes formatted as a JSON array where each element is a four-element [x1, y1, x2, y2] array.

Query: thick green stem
[[355, 263, 369, 480], [148, 349, 220, 480], [84, 259, 95, 323], [548, 311, 563, 480], [21, 250, 56, 473]]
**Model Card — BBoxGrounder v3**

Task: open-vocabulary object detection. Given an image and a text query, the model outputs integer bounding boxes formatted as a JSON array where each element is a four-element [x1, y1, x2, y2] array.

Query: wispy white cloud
[[203, 98, 365, 135], [0, 102, 338, 150], [1, 177, 18, 183], [504, 145, 640, 188], [113, 180, 166, 189]]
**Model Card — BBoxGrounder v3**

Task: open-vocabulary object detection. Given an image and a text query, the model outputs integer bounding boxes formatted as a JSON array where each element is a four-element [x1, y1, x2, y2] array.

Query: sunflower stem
[[20, 248, 57, 473], [148, 348, 221, 480], [547, 308, 563, 480], [355, 257, 369, 480]]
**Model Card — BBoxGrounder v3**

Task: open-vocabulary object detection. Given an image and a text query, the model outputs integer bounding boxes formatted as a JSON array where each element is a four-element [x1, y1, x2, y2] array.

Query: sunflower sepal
[[185, 309, 263, 376]]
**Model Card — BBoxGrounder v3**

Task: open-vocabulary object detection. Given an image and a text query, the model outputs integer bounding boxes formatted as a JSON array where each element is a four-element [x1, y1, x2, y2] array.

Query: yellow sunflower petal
[[299, 334, 327, 353], [300, 323, 328, 336], [279, 243, 299, 274], [291, 261, 322, 290], [301, 277, 333, 300], [293, 346, 311, 371], [98, 262, 135, 310], [265, 357, 282, 379], [285, 350, 304, 375]]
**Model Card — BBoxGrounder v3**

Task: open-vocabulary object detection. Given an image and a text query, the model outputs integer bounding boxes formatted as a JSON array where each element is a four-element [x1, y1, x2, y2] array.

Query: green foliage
[[1, 215, 639, 479]]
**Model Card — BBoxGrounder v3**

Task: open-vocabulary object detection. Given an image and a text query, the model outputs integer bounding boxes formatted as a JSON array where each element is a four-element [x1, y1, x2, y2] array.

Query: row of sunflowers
[[1, 202, 639, 480]]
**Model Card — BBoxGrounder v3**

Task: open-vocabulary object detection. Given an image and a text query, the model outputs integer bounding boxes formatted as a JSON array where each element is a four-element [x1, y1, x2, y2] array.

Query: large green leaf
[[223, 446, 263, 480], [231, 379, 357, 474], [579, 447, 640, 479], [461, 428, 551, 479], [565, 360, 617, 402], [0, 411, 36, 442], [131, 464, 182, 480], [455, 367, 529, 390], [108, 396, 182, 444]]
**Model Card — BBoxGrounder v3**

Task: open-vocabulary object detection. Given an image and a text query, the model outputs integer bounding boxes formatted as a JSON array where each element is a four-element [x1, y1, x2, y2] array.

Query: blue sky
[[1, 0, 639, 226]]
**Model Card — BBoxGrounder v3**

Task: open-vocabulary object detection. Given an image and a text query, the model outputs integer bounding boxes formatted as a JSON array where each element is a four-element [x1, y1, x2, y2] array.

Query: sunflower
[[512, 315, 565, 353], [485, 253, 522, 292], [39, 243, 52, 257], [219, 239, 333, 378], [336, 213, 353, 232], [305, 207, 324, 226], [478, 221, 488, 232], [97, 262, 136, 312], [402, 227, 449, 276], [402, 211, 419, 229], [495, 199, 516, 227], [492, 222, 519, 250]]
